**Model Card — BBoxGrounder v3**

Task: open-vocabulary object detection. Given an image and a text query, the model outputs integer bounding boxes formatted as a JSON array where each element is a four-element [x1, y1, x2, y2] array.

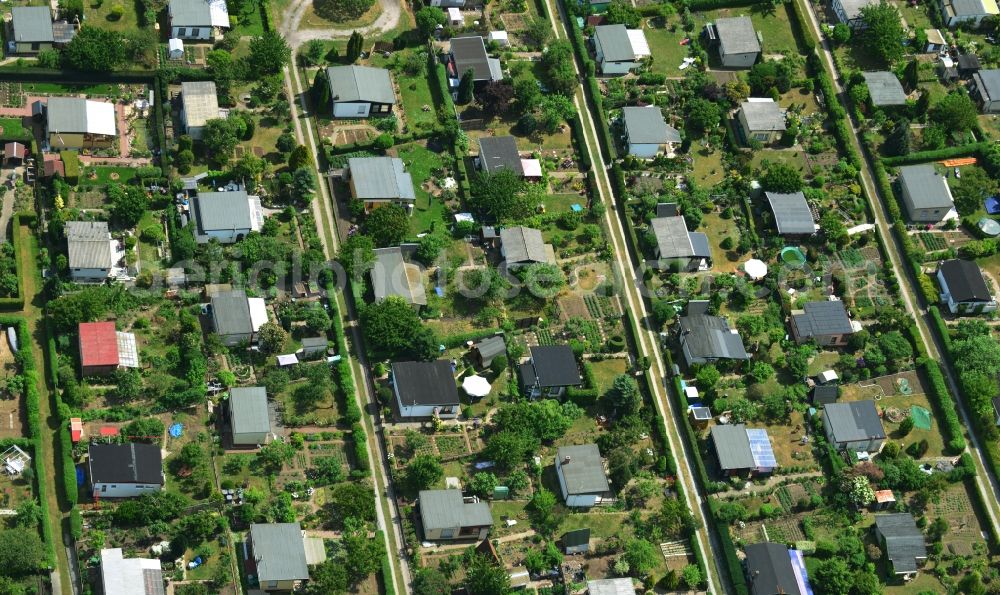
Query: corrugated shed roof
[[594, 25, 635, 62], [679, 314, 749, 360], [898, 164, 954, 211], [66, 221, 114, 269], [348, 157, 415, 201], [500, 226, 550, 264], [168, 0, 230, 28], [651, 216, 695, 259], [419, 489, 493, 530], [79, 321, 119, 368], [229, 386, 270, 436], [371, 247, 427, 305], [863, 71, 907, 106], [211, 289, 253, 337], [586, 578, 635, 595], [975, 69, 1000, 99], [824, 400, 886, 443], [711, 424, 755, 470], [11, 7, 54, 43], [622, 106, 680, 145], [875, 514, 927, 573], [47, 97, 116, 136], [180, 81, 220, 129], [766, 191, 815, 235], [326, 65, 396, 104], [716, 16, 760, 55], [250, 523, 309, 583], [192, 190, 252, 233], [450, 36, 492, 80], [557, 444, 610, 495], [740, 99, 786, 131]]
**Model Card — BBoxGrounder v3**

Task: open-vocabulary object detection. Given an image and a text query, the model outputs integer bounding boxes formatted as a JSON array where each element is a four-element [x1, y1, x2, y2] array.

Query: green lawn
[[0, 117, 29, 140], [691, 141, 725, 186], [84, 0, 141, 32], [694, 4, 801, 57], [396, 142, 449, 236], [370, 50, 438, 132], [231, 6, 266, 36], [589, 358, 628, 394], [83, 166, 138, 186], [750, 148, 809, 174], [644, 20, 692, 77], [136, 210, 164, 272]]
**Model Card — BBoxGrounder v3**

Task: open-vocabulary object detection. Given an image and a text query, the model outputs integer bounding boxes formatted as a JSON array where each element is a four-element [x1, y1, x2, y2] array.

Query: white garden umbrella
[[462, 375, 491, 398], [744, 259, 768, 281]]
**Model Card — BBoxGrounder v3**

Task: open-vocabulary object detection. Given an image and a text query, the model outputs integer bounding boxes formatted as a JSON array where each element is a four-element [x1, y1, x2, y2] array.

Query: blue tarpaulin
[[986, 197, 1000, 214], [169, 423, 183, 438], [76, 467, 84, 486], [571, 204, 583, 212]]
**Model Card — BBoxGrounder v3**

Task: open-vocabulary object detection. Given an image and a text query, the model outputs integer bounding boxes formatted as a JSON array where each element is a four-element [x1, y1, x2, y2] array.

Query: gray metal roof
[[192, 190, 252, 233], [974, 69, 1000, 101], [898, 164, 954, 211], [651, 216, 695, 259], [792, 300, 854, 338], [249, 523, 309, 583], [875, 514, 927, 573], [557, 444, 610, 495], [418, 489, 493, 530], [300, 336, 328, 349], [168, 0, 229, 27], [766, 192, 815, 235], [622, 106, 680, 145], [594, 25, 635, 62], [228, 387, 269, 436], [473, 335, 506, 360], [824, 400, 885, 443], [391, 360, 460, 407], [12, 7, 54, 43], [711, 424, 755, 470], [678, 314, 749, 360], [689, 232, 711, 259], [836, 0, 877, 20], [586, 578, 636, 595], [562, 528, 591, 548], [180, 81, 219, 129], [371, 247, 427, 305], [46, 96, 115, 136], [947, 0, 989, 16], [211, 289, 253, 336], [450, 36, 493, 81], [66, 221, 113, 269], [500, 226, 550, 264], [348, 157, 415, 201], [716, 16, 760, 55], [863, 71, 907, 106], [326, 65, 396, 105], [478, 136, 523, 175], [740, 100, 786, 131]]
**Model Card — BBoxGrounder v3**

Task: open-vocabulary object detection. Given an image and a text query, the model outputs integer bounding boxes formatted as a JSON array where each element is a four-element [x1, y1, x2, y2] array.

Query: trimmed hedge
[[0, 213, 29, 310], [928, 306, 952, 351], [920, 359, 967, 454], [569, 114, 592, 171], [60, 150, 80, 184], [351, 421, 370, 476], [560, 0, 616, 162], [379, 539, 396, 595], [442, 328, 503, 349], [881, 142, 990, 166]]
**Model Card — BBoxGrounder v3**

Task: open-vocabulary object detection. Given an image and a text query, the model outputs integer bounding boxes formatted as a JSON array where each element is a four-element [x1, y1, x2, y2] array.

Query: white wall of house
[[201, 227, 251, 244], [937, 269, 999, 314], [93, 482, 162, 498], [232, 430, 269, 446], [719, 50, 758, 68], [393, 384, 458, 419], [627, 142, 660, 159], [333, 101, 373, 118]]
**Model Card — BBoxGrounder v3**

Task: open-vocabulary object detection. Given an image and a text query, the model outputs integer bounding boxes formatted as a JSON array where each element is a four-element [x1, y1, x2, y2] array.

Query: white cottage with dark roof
[[326, 65, 397, 118], [621, 106, 681, 158], [711, 16, 760, 68], [228, 386, 271, 446], [168, 0, 230, 40], [391, 360, 460, 419], [189, 189, 264, 243], [738, 99, 785, 144], [555, 444, 612, 507], [897, 164, 956, 223]]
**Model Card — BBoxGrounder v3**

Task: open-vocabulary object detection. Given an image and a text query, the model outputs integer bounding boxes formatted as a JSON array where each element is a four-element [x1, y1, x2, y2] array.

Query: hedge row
[[441, 328, 502, 349], [326, 128, 438, 156], [429, 48, 455, 115], [379, 535, 396, 595], [928, 306, 952, 351], [881, 142, 990, 166], [351, 421, 370, 476], [687, 0, 759, 9], [561, 0, 616, 162], [0, 213, 28, 310], [918, 359, 967, 454], [569, 114, 592, 171]]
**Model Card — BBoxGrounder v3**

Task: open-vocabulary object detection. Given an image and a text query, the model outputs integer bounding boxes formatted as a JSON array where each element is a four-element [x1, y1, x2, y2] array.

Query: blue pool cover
[[169, 423, 184, 438]]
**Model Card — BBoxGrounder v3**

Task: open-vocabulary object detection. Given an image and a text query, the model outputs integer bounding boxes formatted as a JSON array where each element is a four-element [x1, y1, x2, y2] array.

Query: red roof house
[[78, 322, 120, 376], [70, 418, 83, 443]]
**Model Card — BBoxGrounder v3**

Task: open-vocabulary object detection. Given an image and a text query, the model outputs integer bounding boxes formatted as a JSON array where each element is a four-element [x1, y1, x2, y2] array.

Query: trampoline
[[780, 246, 807, 268], [169, 423, 184, 438], [910, 405, 932, 430]]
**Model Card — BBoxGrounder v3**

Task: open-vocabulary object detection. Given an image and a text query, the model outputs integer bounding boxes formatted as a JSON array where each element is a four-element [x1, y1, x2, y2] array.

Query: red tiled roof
[[43, 158, 65, 178], [79, 322, 119, 368], [4, 142, 24, 159]]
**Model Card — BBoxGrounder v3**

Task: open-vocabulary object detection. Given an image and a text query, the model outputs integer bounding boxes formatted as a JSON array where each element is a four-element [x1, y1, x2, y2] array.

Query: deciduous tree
[[860, 2, 905, 64]]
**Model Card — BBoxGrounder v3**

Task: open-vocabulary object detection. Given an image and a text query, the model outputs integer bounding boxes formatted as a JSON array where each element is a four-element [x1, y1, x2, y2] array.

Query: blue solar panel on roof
[[747, 428, 776, 468]]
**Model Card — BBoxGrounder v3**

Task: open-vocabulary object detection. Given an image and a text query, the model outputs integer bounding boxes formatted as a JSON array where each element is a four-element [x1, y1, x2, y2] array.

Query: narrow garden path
[[17, 222, 73, 594]]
